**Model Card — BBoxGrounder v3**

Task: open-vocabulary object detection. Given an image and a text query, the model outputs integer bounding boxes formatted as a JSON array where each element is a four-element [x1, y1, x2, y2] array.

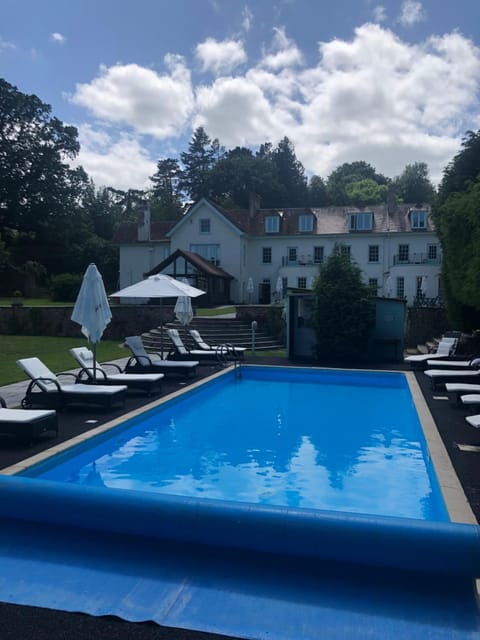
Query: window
[[396, 277, 405, 298], [398, 244, 409, 262], [314, 246, 324, 264], [262, 247, 272, 264], [288, 247, 297, 263], [199, 218, 210, 233], [349, 212, 373, 231], [368, 245, 379, 262], [298, 214, 314, 232], [340, 245, 351, 258], [190, 244, 220, 264], [265, 216, 280, 233], [416, 276, 423, 298], [368, 278, 378, 294], [297, 277, 307, 289], [410, 210, 427, 229], [428, 244, 438, 261]]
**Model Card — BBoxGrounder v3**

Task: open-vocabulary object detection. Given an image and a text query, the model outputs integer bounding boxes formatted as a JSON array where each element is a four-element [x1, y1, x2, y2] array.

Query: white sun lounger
[[460, 394, 480, 407], [70, 347, 163, 395], [0, 395, 58, 441], [465, 414, 480, 429], [124, 336, 199, 378], [17, 357, 127, 410], [426, 358, 480, 369], [424, 368, 480, 390], [189, 329, 246, 360]]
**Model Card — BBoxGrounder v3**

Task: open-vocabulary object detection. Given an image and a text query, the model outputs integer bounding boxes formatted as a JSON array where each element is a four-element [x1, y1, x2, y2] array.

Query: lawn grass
[[0, 336, 128, 386]]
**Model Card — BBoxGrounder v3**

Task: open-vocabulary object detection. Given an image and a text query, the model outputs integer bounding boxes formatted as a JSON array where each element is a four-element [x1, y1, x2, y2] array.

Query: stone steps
[[141, 317, 284, 352]]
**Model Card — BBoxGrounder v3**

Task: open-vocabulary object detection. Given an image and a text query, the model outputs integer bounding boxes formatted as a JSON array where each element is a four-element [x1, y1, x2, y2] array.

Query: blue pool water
[[23, 366, 448, 521]]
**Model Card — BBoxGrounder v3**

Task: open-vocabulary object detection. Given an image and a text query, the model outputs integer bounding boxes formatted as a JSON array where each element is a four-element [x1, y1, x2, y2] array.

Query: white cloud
[[372, 5, 387, 23], [195, 38, 247, 75], [74, 124, 156, 190], [0, 37, 16, 51], [242, 6, 253, 33], [398, 1, 425, 27], [50, 32, 66, 44], [260, 26, 304, 70], [71, 55, 194, 138], [70, 23, 480, 189]]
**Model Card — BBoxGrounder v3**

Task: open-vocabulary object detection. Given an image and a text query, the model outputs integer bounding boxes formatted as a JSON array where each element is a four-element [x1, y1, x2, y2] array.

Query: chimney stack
[[248, 192, 261, 219], [137, 201, 151, 241]]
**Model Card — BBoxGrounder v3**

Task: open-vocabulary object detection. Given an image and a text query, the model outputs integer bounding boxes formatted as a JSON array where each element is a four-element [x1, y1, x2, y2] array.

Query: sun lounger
[[0, 395, 58, 442], [70, 347, 163, 396], [124, 336, 199, 378], [17, 357, 127, 410], [404, 338, 457, 369], [445, 383, 480, 405], [189, 329, 246, 360], [465, 414, 480, 429], [425, 357, 480, 370], [166, 328, 234, 364], [459, 394, 480, 408], [424, 367, 480, 390]]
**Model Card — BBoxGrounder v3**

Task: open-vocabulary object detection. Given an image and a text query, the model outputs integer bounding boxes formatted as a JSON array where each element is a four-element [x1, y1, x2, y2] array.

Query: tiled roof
[[114, 202, 433, 243]]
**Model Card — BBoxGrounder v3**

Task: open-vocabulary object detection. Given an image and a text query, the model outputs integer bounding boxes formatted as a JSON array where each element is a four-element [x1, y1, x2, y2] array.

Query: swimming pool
[[1, 365, 479, 638], [21, 365, 447, 521]]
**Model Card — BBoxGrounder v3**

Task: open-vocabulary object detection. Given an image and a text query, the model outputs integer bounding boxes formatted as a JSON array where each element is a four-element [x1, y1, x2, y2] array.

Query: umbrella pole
[[93, 342, 97, 383]]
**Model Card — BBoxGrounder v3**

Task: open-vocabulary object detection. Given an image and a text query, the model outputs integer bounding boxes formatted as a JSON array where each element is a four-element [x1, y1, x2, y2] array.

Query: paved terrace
[[0, 355, 478, 640]]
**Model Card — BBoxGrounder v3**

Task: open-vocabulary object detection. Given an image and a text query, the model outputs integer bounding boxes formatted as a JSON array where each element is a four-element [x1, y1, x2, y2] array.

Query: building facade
[[114, 198, 441, 306]]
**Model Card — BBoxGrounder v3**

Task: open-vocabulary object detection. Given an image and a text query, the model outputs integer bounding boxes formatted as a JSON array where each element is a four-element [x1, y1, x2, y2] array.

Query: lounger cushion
[[465, 414, 480, 429], [0, 408, 56, 423], [460, 394, 480, 406]]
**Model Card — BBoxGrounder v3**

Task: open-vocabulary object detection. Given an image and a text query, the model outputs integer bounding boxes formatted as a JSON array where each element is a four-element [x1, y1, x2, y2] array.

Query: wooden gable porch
[[145, 249, 233, 307]]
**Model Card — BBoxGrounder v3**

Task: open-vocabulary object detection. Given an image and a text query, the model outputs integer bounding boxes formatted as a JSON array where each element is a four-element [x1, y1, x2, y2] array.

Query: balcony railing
[[282, 255, 317, 266], [393, 253, 442, 265]]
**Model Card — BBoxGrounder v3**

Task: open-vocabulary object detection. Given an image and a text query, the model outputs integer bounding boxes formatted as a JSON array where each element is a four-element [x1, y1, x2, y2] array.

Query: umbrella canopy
[[110, 274, 205, 299], [174, 296, 194, 326], [384, 276, 393, 297], [71, 263, 112, 380]]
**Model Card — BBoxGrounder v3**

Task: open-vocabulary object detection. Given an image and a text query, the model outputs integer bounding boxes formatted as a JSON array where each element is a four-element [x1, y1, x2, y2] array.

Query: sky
[[1, 0, 480, 191]]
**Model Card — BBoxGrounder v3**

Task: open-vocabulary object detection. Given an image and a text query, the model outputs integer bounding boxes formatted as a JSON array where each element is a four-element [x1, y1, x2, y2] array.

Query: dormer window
[[349, 212, 373, 232], [298, 214, 314, 232], [265, 215, 280, 233], [410, 210, 427, 230]]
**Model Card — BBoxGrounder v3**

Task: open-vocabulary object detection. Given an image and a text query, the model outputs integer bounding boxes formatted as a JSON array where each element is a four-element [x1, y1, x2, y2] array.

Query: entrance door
[[259, 279, 271, 304]]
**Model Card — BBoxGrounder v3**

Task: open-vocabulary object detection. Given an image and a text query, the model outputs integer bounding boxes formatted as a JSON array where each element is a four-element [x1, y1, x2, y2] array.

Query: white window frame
[[199, 218, 210, 233], [314, 246, 324, 264], [265, 216, 280, 233], [262, 247, 272, 264], [368, 245, 379, 263], [298, 214, 314, 232], [349, 212, 373, 231], [410, 210, 427, 229]]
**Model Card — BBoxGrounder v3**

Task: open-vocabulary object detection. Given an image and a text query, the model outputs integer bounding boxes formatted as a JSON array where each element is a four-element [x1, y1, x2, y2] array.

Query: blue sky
[[1, 0, 479, 190]]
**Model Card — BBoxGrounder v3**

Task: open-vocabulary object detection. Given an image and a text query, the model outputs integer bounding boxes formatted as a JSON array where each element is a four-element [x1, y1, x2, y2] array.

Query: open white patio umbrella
[[110, 274, 205, 354], [110, 274, 205, 299], [71, 263, 112, 380]]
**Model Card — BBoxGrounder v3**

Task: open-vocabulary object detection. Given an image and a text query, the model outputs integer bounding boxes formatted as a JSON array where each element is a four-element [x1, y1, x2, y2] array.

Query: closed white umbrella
[[71, 263, 112, 380], [275, 276, 283, 301], [247, 277, 254, 303], [385, 276, 393, 298], [174, 296, 194, 326], [421, 276, 428, 296]]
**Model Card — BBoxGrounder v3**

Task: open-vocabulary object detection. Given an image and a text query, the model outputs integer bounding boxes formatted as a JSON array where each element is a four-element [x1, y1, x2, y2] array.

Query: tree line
[[1, 77, 478, 330]]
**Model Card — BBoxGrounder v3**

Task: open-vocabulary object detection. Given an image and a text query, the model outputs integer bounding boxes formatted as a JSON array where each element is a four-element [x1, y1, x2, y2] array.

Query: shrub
[[49, 273, 83, 302], [312, 243, 375, 361]]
